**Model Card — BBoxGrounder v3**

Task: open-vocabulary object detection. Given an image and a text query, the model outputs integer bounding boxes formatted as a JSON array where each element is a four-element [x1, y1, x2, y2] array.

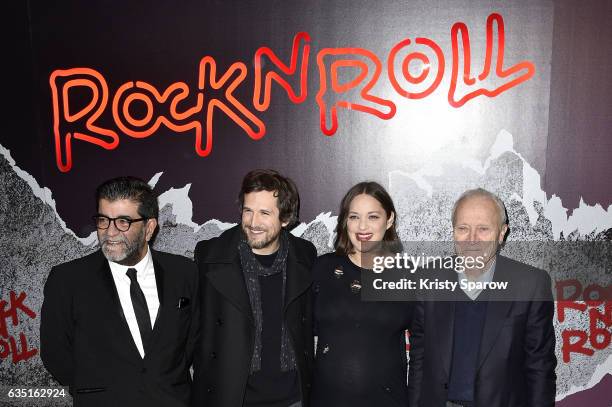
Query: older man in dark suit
[[41, 176, 199, 407], [408, 188, 556, 407]]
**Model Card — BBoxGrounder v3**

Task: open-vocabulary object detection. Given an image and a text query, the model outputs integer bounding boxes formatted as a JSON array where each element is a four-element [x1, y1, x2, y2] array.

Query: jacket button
[[141, 367, 147, 373], [216, 318, 223, 326], [301, 316, 307, 324], [384, 386, 391, 392], [210, 352, 217, 359], [443, 383, 448, 389], [207, 387, 213, 393]]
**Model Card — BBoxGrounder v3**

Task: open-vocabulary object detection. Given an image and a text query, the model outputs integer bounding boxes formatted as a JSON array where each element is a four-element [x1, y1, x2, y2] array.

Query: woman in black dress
[[311, 182, 414, 407]]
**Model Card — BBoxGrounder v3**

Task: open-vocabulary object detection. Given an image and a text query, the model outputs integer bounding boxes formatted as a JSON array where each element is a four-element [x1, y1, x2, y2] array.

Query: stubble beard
[[242, 225, 281, 251]]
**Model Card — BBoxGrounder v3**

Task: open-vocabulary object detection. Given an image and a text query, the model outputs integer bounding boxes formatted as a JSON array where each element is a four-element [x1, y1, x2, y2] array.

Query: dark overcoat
[[191, 225, 317, 407]]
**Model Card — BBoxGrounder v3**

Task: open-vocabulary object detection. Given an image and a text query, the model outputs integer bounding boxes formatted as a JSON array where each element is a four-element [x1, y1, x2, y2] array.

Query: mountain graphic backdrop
[[0, 130, 610, 405]]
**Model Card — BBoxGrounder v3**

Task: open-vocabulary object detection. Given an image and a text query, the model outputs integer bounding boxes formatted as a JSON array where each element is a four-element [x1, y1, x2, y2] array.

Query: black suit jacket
[[191, 225, 317, 407], [408, 255, 556, 407], [40, 249, 199, 407]]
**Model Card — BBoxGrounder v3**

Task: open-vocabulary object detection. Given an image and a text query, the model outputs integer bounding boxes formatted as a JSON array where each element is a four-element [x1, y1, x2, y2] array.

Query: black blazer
[[40, 249, 199, 407], [408, 255, 556, 407], [191, 225, 317, 407]]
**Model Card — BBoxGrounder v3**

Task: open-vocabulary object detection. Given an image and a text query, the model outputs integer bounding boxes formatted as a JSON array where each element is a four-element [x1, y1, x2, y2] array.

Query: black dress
[[311, 253, 414, 407]]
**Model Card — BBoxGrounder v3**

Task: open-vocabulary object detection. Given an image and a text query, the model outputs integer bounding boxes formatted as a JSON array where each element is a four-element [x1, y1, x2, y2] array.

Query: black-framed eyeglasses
[[92, 215, 147, 232]]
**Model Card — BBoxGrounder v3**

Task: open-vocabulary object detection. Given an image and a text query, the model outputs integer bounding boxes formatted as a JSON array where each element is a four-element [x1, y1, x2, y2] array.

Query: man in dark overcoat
[[191, 169, 317, 407]]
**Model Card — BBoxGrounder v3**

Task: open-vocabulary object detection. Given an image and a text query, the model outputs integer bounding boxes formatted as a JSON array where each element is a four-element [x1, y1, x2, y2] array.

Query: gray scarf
[[238, 229, 297, 373]]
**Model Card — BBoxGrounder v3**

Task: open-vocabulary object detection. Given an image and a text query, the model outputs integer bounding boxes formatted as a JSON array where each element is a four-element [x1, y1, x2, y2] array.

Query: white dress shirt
[[108, 246, 159, 358]]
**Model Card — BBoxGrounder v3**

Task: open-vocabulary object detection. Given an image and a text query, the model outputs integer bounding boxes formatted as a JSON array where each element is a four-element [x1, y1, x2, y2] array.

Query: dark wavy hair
[[334, 181, 400, 255], [95, 176, 158, 219], [238, 169, 300, 228]]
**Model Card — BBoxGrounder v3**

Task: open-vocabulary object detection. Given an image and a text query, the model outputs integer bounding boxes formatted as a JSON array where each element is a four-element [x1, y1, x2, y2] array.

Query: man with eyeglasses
[[40, 176, 199, 407]]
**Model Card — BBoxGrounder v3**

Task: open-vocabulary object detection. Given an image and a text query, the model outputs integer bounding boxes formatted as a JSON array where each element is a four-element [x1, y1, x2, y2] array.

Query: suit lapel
[[283, 248, 311, 314], [98, 257, 124, 322], [477, 257, 514, 370], [201, 226, 254, 322], [477, 301, 512, 370], [434, 300, 455, 377], [96, 254, 143, 363], [429, 266, 459, 378], [152, 254, 164, 319], [207, 259, 254, 322], [146, 253, 166, 354]]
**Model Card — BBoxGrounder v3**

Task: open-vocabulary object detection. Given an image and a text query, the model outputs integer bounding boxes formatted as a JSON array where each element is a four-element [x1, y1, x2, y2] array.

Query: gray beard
[[101, 227, 146, 266]]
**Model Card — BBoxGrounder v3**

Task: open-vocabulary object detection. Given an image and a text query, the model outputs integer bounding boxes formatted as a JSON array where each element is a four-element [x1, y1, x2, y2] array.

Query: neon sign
[[50, 13, 535, 172]]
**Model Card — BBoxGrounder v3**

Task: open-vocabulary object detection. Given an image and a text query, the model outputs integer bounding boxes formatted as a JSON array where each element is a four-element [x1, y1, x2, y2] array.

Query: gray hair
[[95, 176, 159, 219], [451, 188, 508, 227]]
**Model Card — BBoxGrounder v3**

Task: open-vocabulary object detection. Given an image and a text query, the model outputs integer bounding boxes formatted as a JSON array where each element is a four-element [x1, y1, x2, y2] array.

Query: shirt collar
[[474, 258, 496, 283], [457, 257, 497, 300], [108, 245, 153, 279]]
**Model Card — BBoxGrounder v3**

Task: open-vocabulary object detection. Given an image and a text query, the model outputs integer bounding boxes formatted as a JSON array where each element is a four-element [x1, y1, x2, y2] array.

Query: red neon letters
[[50, 13, 535, 172]]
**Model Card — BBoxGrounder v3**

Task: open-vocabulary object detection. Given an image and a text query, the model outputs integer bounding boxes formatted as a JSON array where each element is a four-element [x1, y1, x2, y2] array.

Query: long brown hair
[[334, 181, 400, 255]]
